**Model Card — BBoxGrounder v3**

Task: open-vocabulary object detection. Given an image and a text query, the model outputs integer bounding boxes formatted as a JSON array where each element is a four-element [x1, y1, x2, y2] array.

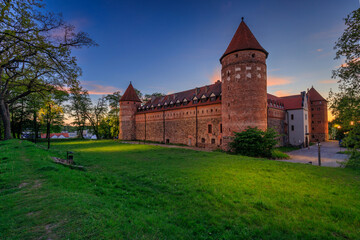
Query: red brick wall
[[309, 100, 328, 142], [221, 50, 267, 149], [135, 103, 222, 149], [267, 107, 287, 145], [119, 101, 140, 140]]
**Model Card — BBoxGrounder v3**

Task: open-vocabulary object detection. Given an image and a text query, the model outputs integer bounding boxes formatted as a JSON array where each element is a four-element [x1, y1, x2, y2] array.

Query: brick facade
[[118, 20, 328, 148]]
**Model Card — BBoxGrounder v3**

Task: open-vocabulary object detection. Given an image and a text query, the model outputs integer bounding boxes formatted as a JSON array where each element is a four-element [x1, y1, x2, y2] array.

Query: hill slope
[[0, 139, 359, 239]]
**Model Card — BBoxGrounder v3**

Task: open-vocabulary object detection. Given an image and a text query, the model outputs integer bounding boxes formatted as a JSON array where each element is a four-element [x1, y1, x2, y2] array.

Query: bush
[[271, 149, 290, 159], [345, 151, 360, 170], [229, 127, 279, 158]]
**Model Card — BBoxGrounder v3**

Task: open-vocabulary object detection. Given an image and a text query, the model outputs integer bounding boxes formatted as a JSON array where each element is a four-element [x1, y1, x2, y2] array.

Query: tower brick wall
[[309, 100, 328, 142], [119, 101, 140, 140], [221, 50, 267, 148]]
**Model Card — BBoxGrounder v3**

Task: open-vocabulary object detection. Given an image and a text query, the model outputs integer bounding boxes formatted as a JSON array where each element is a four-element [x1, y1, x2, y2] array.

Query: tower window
[[208, 124, 212, 134], [291, 125, 294, 131], [291, 114, 294, 120], [235, 54, 238, 58], [201, 138, 205, 143], [252, 53, 255, 58], [211, 139, 215, 144], [220, 124, 222, 133]]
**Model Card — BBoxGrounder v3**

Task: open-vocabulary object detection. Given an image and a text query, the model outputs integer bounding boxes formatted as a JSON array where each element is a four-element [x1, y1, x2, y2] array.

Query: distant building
[[118, 19, 328, 149]]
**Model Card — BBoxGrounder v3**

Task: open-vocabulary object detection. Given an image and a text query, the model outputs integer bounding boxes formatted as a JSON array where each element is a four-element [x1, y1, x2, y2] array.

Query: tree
[[86, 96, 108, 139], [0, 0, 97, 140], [330, 8, 360, 127], [105, 91, 121, 138], [143, 92, 165, 102], [68, 84, 91, 139]]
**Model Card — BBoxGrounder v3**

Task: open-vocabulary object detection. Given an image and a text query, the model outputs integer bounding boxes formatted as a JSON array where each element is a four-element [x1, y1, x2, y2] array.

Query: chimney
[[195, 88, 200, 95]]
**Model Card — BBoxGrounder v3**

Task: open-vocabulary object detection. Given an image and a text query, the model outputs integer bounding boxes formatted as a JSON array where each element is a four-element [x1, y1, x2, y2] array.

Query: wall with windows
[[287, 109, 309, 146], [135, 103, 222, 149], [309, 100, 328, 142], [267, 107, 287, 145]]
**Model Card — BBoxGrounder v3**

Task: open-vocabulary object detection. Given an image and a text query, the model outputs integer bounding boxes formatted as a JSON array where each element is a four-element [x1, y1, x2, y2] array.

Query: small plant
[[229, 127, 279, 158]]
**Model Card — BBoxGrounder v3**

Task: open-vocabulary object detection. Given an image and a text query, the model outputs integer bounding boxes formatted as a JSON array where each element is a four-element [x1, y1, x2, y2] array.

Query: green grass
[[271, 149, 290, 159], [1, 139, 360, 239], [275, 146, 300, 153]]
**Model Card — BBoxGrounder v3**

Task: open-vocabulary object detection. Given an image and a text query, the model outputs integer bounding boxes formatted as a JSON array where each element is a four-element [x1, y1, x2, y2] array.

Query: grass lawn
[[1, 139, 360, 239]]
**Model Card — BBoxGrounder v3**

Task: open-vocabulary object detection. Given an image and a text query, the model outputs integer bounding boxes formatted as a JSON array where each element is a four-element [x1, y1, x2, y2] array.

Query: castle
[[118, 19, 328, 149]]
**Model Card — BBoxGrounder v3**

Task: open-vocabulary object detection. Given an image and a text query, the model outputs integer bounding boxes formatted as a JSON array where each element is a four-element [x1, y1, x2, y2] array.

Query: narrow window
[[220, 139, 222, 145], [220, 124, 222, 133], [211, 139, 215, 144], [291, 125, 294, 131], [201, 138, 205, 143], [305, 114, 307, 120], [208, 124, 212, 134], [291, 114, 294, 120]]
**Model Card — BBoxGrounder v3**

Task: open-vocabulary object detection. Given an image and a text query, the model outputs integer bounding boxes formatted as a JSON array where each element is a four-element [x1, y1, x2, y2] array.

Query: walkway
[[283, 141, 348, 167]]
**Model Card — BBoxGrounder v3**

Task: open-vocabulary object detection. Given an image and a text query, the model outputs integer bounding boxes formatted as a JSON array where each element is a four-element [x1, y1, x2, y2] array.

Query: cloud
[[319, 79, 337, 84], [81, 81, 122, 95], [209, 67, 221, 84], [316, 49, 323, 52], [274, 90, 294, 97], [268, 68, 280, 73], [267, 76, 292, 86], [310, 24, 344, 40]]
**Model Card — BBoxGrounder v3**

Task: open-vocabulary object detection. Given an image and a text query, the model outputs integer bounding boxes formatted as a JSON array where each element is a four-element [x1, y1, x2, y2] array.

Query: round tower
[[221, 19, 268, 148], [119, 82, 141, 140]]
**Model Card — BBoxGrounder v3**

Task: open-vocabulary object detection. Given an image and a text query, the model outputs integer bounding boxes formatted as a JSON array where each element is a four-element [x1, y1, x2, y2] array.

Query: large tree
[[330, 8, 360, 128], [0, 0, 96, 139]]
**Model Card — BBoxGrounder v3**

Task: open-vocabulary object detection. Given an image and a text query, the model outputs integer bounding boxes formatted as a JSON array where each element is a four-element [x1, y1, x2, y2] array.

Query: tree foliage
[[229, 127, 278, 158], [0, 0, 96, 139], [330, 8, 360, 126]]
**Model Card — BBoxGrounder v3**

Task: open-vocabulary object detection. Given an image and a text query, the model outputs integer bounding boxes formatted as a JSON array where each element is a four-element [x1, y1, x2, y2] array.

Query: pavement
[[282, 141, 349, 167]]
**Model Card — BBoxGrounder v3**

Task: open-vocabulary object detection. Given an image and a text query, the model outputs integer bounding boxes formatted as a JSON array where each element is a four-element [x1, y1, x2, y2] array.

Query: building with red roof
[[118, 20, 328, 149]]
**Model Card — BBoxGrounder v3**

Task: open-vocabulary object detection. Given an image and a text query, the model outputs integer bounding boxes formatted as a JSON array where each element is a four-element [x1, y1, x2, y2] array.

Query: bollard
[[317, 142, 321, 166]]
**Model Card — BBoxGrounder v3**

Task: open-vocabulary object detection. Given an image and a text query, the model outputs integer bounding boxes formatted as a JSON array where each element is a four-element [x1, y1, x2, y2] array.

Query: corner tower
[[220, 19, 268, 147], [119, 82, 141, 140]]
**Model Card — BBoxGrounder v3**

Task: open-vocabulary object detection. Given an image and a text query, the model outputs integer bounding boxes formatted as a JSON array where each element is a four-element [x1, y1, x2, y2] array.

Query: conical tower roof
[[308, 87, 327, 102], [120, 83, 141, 102], [220, 19, 268, 62]]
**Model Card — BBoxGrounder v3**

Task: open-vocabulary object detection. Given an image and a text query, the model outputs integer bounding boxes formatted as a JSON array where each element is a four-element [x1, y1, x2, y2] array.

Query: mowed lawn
[[1, 140, 360, 239]]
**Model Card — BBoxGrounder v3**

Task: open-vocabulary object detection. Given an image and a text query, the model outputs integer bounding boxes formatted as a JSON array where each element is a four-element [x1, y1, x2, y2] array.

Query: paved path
[[282, 141, 348, 167]]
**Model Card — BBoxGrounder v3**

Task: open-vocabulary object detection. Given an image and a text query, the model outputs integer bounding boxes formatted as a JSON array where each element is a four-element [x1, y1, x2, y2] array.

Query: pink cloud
[[319, 79, 337, 84], [267, 76, 292, 86], [209, 67, 221, 84], [316, 49, 323, 52], [273, 90, 294, 97], [81, 81, 122, 95]]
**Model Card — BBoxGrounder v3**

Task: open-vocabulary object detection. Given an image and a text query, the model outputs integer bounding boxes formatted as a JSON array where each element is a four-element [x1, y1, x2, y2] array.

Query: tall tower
[[119, 83, 141, 140], [221, 19, 268, 147]]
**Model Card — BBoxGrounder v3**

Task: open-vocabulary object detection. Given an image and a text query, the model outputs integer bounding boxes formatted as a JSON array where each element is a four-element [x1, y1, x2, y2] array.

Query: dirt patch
[[32, 180, 43, 189], [18, 182, 29, 188]]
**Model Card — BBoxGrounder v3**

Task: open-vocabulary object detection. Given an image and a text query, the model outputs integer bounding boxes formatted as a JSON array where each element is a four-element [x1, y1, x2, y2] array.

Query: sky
[[46, 0, 358, 102]]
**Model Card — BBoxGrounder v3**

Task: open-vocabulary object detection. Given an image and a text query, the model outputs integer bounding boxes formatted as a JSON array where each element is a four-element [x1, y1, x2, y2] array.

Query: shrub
[[229, 127, 279, 158], [271, 149, 290, 159]]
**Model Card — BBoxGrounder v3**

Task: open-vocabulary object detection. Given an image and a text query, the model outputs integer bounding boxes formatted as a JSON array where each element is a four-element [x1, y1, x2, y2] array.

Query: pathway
[[283, 141, 348, 167]]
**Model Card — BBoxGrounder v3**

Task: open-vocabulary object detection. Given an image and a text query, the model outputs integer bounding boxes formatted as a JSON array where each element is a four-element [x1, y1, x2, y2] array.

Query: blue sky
[[46, 0, 358, 100]]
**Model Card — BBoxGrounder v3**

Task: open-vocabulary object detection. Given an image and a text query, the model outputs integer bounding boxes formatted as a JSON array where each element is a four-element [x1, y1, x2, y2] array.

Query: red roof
[[281, 95, 303, 110], [220, 19, 268, 62], [40, 133, 69, 139], [120, 83, 141, 102], [308, 87, 326, 102]]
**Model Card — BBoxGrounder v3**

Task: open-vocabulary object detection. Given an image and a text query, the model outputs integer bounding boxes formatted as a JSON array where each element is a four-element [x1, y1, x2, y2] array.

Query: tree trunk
[[0, 99, 12, 140], [47, 120, 50, 149], [33, 111, 37, 144]]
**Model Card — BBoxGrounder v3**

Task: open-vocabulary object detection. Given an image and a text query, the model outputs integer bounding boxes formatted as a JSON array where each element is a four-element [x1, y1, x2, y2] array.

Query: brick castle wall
[[119, 101, 140, 140], [267, 107, 287, 145], [221, 50, 267, 149], [135, 103, 222, 149]]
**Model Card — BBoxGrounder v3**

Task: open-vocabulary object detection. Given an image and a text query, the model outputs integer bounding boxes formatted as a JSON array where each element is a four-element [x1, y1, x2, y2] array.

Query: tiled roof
[[138, 81, 290, 113], [308, 87, 326, 102], [220, 19, 268, 62], [120, 83, 141, 102], [139, 80, 222, 113], [281, 95, 303, 110]]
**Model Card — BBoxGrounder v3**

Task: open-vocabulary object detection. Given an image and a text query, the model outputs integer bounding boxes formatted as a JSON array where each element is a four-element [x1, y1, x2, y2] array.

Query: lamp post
[[317, 142, 321, 166]]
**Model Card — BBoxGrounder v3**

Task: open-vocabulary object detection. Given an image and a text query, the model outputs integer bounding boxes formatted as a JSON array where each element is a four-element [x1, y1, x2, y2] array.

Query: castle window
[[220, 124, 222, 133], [312, 121, 314, 124], [318, 121, 321, 124], [305, 114, 307, 120], [252, 53, 255, 58], [235, 54, 238, 58], [291, 125, 294, 131], [183, 99, 188, 105], [312, 127, 314, 131], [220, 139, 222, 145], [311, 108, 314, 111], [317, 108, 320, 111], [208, 124, 212, 134], [193, 100, 198, 104], [211, 139, 215, 144], [291, 114, 294, 120], [201, 138, 205, 143]]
